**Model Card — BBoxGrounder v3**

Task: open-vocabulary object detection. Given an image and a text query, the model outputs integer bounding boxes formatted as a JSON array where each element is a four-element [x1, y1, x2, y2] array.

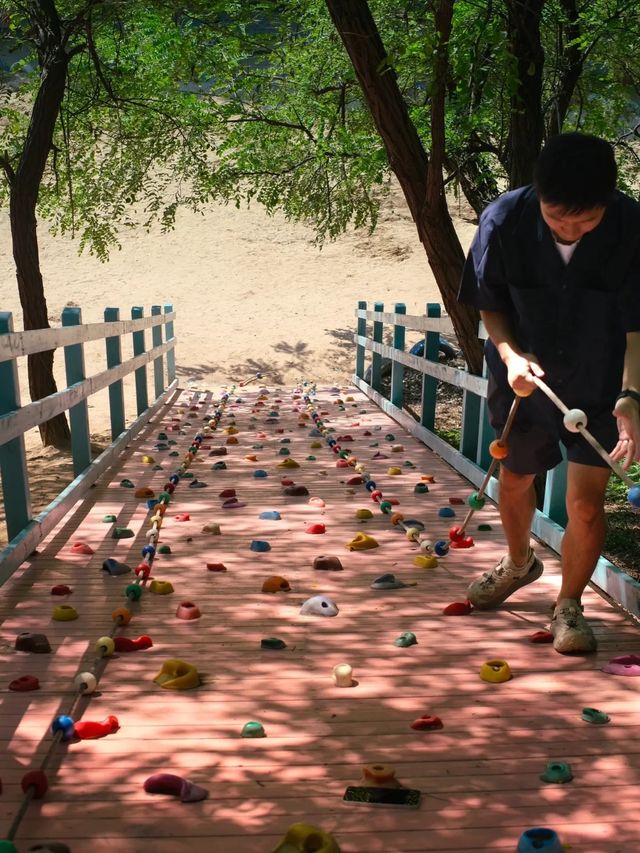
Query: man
[[458, 132, 640, 654]]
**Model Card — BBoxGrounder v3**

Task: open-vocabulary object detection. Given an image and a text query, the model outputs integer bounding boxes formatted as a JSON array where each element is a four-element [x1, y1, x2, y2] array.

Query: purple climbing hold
[[602, 655, 640, 676], [143, 773, 208, 802]]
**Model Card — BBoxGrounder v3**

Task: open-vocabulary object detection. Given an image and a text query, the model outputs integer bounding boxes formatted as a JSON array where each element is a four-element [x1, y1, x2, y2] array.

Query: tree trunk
[[7, 0, 71, 447], [547, 0, 584, 137], [324, 0, 484, 375], [506, 0, 546, 188]]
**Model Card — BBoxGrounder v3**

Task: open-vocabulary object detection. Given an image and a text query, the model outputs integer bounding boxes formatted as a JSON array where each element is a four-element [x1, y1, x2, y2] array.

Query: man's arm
[[480, 310, 544, 396], [612, 331, 640, 467]]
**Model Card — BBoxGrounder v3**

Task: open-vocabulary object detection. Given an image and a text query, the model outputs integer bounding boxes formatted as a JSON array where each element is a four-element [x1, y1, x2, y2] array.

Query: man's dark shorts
[[486, 361, 618, 476]]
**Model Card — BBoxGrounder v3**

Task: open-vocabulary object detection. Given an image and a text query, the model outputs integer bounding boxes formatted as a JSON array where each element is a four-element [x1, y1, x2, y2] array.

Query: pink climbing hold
[[222, 497, 247, 509], [309, 497, 326, 507], [143, 773, 208, 802], [175, 513, 190, 522], [336, 460, 350, 468], [74, 715, 119, 740], [306, 523, 326, 534], [113, 635, 153, 652], [442, 600, 473, 615], [528, 630, 554, 644], [71, 542, 94, 555], [281, 478, 295, 486]]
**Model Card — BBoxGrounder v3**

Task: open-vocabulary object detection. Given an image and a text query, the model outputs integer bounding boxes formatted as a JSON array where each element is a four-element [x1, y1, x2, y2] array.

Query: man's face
[[539, 200, 606, 244]]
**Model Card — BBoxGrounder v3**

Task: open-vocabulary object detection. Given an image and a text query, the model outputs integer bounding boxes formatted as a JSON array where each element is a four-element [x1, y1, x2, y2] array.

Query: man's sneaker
[[466, 548, 544, 609], [551, 598, 597, 654]]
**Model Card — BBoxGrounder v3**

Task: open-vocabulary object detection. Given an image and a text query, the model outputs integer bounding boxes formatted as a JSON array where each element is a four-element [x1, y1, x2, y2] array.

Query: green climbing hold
[[369, 442, 379, 447], [0, 841, 19, 852], [152, 464, 163, 471], [212, 461, 227, 470], [414, 483, 429, 494], [102, 514, 117, 523], [155, 443, 168, 450], [169, 451, 179, 457], [280, 438, 291, 444], [540, 761, 573, 783], [158, 545, 172, 555], [385, 434, 395, 442], [157, 432, 168, 441], [182, 471, 194, 479], [126, 583, 143, 601], [306, 455, 317, 461], [120, 479, 134, 488], [112, 527, 134, 539], [241, 721, 266, 738], [477, 523, 492, 531], [581, 707, 610, 725], [261, 638, 287, 650], [279, 447, 290, 456], [394, 632, 417, 648], [253, 444, 264, 449], [403, 460, 415, 467]]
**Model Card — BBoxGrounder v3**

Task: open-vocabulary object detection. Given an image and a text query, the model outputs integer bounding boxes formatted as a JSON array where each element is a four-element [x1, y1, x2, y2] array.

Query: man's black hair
[[534, 132, 617, 212]]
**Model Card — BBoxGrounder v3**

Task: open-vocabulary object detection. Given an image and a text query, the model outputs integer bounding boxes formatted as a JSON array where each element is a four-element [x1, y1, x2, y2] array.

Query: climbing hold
[[300, 595, 339, 616], [246, 453, 260, 461], [158, 544, 171, 554], [278, 458, 300, 469], [260, 510, 281, 520], [306, 523, 326, 534], [15, 633, 51, 654], [241, 721, 266, 738], [112, 527, 135, 539], [52, 715, 75, 741], [313, 555, 343, 571], [149, 580, 174, 595], [477, 523, 492, 531], [346, 532, 379, 551], [379, 500, 393, 514], [135, 487, 154, 499], [390, 512, 404, 525], [153, 659, 200, 690], [410, 715, 443, 731], [404, 518, 425, 530], [51, 584, 72, 596], [74, 672, 97, 693], [262, 576, 291, 593], [384, 434, 395, 442], [309, 497, 326, 507], [120, 479, 134, 488], [602, 654, 640, 676], [333, 663, 354, 687], [176, 601, 201, 620], [405, 527, 421, 541], [581, 707, 610, 725], [371, 573, 414, 590], [479, 659, 512, 683], [189, 479, 208, 489], [102, 514, 117, 523], [251, 539, 271, 552], [438, 507, 455, 518], [284, 485, 309, 496], [450, 536, 474, 549], [9, 675, 40, 692], [310, 441, 323, 449], [355, 509, 373, 520], [211, 461, 227, 470], [52, 605, 78, 622], [528, 630, 553, 644], [394, 632, 417, 648], [442, 600, 473, 615], [278, 447, 290, 456], [143, 773, 208, 802], [516, 828, 564, 853], [202, 523, 222, 535], [112, 606, 132, 625], [206, 562, 227, 572], [71, 542, 94, 555], [114, 635, 153, 652], [347, 476, 364, 486], [359, 764, 399, 786], [448, 496, 464, 505], [261, 638, 287, 650], [209, 447, 227, 456], [222, 497, 247, 508], [540, 761, 573, 783], [102, 558, 131, 576], [74, 715, 119, 740], [414, 483, 429, 494], [255, 469, 269, 478]]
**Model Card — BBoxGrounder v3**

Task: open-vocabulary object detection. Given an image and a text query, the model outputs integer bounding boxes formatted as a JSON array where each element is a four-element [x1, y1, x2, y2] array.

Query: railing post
[[62, 307, 91, 476], [151, 304, 164, 399], [355, 300, 367, 381], [460, 391, 481, 461], [371, 301, 384, 393], [131, 306, 149, 415], [476, 359, 493, 470], [164, 304, 176, 384], [544, 454, 568, 526], [421, 303, 441, 430], [0, 312, 32, 540], [104, 308, 125, 440], [390, 303, 406, 409]]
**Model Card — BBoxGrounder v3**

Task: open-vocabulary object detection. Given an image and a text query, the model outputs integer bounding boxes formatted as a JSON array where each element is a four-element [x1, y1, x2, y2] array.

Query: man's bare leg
[[498, 466, 536, 566]]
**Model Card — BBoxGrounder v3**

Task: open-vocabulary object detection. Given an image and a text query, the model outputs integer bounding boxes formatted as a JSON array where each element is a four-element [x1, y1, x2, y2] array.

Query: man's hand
[[504, 352, 545, 397], [611, 397, 640, 469]]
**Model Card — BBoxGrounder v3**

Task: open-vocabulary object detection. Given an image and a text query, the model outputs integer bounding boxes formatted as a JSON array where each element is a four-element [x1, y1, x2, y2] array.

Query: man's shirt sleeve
[[457, 207, 513, 313], [619, 240, 640, 333]]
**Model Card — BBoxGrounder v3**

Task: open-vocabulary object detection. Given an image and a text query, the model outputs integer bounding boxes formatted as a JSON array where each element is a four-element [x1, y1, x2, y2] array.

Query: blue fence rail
[[353, 300, 640, 618], [0, 304, 177, 582]]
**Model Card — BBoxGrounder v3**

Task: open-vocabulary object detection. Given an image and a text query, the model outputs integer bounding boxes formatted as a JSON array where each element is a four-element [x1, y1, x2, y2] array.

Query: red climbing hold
[[281, 478, 295, 486], [336, 460, 349, 468], [449, 525, 464, 542], [74, 715, 120, 740], [306, 523, 326, 534], [51, 585, 72, 596], [9, 675, 40, 691], [219, 489, 236, 499], [207, 562, 228, 572], [175, 513, 190, 522], [114, 635, 153, 652], [71, 542, 94, 555], [410, 715, 443, 731], [442, 600, 473, 615], [448, 497, 465, 505], [143, 772, 208, 802], [347, 476, 364, 485], [450, 536, 474, 549], [528, 630, 554, 644]]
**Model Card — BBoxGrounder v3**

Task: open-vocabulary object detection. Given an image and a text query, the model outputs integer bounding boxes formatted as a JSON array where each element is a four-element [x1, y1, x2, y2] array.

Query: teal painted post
[[476, 359, 493, 470], [544, 453, 568, 526], [131, 307, 149, 415], [390, 303, 406, 409], [104, 308, 125, 440], [355, 300, 367, 380], [151, 305, 164, 399], [0, 312, 32, 540], [164, 304, 176, 384], [421, 303, 441, 430], [460, 391, 481, 461], [371, 301, 384, 392], [62, 307, 91, 476]]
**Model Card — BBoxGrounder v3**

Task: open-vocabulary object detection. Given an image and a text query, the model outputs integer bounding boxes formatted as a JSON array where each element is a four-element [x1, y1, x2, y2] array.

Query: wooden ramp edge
[[0, 385, 638, 853]]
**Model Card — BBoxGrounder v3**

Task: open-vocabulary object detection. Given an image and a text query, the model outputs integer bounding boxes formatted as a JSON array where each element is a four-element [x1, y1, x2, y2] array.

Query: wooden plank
[[104, 307, 126, 441], [164, 304, 176, 384], [131, 306, 149, 415], [151, 305, 164, 400], [62, 307, 92, 476], [0, 312, 176, 362], [356, 309, 455, 335]]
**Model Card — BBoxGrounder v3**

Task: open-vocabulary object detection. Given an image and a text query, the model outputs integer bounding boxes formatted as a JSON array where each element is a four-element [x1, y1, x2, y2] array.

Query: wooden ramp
[[1, 386, 638, 853]]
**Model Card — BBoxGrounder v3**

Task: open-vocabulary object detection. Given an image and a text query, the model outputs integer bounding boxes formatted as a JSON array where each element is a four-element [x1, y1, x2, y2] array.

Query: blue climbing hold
[[102, 558, 131, 576], [260, 511, 281, 520], [254, 469, 268, 478], [438, 507, 455, 518], [250, 540, 271, 552], [627, 485, 640, 508], [516, 828, 564, 852]]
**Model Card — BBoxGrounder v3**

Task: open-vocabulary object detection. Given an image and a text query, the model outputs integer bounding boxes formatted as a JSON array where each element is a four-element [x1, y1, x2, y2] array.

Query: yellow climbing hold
[[387, 466, 402, 475], [355, 508, 373, 520], [52, 605, 78, 621], [142, 455, 155, 464], [413, 555, 438, 569], [202, 523, 221, 535], [310, 441, 323, 449], [272, 822, 340, 853], [225, 426, 239, 435], [480, 659, 513, 683], [346, 532, 379, 551], [149, 580, 174, 595], [278, 458, 300, 469], [153, 659, 200, 690]]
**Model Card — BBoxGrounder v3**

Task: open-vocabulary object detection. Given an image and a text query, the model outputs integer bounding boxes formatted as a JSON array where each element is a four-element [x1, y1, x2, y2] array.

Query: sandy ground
[[0, 183, 477, 542]]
